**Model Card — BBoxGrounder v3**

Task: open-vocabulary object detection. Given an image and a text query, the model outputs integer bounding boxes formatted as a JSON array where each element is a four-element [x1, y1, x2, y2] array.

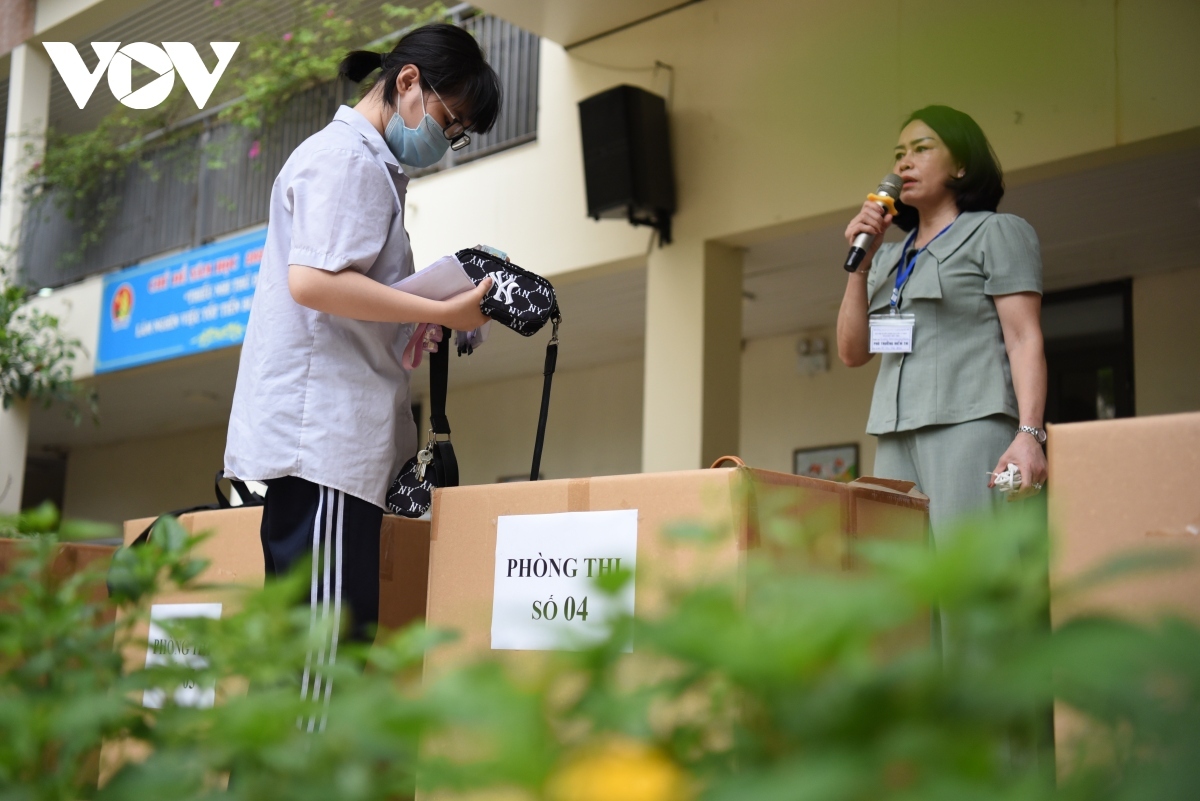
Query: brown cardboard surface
[[417, 467, 927, 801], [1048, 412, 1200, 624], [0, 538, 116, 610], [379, 515, 432, 633], [100, 508, 431, 784], [423, 467, 929, 678], [1048, 411, 1200, 771], [101, 508, 266, 785], [0, 538, 118, 789], [116, 510, 431, 632]]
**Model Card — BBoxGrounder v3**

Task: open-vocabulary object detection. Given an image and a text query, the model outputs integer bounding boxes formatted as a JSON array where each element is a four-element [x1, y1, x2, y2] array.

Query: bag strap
[[529, 316, 560, 481], [430, 325, 452, 436], [214, 469, 264, 509], [428, 326, 460, 488], [709, 455, 746, 469], [126, 472, 263, 549], [426, 320, 556, 486]]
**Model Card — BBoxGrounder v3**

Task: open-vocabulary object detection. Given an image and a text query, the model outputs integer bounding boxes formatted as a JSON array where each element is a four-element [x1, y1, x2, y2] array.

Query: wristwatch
[[1018, 425, 1047, 445]]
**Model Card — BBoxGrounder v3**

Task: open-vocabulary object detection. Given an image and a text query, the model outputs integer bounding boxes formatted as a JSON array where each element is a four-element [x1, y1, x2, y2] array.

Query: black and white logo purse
[[456, 248, 560, 337], [387, 250, 561, 518]]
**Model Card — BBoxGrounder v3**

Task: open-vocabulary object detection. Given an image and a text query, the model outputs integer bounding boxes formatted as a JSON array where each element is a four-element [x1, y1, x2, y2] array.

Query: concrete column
[[1, 43, 52, 513], [0, 399, 30, 512], [1, 42, 51, 250], [641, 239, 743, 472]]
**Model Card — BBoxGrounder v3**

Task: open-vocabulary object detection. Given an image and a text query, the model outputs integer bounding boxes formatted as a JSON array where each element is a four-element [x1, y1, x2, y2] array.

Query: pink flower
[[282, 31, 293, 41], [248, 140, 261, 159], [212, 0, 221, 7], [325, 8, 335, 16]]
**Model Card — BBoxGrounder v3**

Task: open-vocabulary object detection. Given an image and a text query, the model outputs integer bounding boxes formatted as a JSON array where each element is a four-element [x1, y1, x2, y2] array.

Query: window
[[1042, 280, 1134, 424]]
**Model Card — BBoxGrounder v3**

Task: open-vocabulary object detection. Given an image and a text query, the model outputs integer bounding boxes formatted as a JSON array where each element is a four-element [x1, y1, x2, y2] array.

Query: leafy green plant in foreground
[[1, 501, 1197, 800], [1, 264, 98, 425]]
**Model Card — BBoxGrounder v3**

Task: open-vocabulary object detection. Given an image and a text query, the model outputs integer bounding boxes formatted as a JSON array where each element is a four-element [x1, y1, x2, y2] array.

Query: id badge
[[869, 313, 915, 354]]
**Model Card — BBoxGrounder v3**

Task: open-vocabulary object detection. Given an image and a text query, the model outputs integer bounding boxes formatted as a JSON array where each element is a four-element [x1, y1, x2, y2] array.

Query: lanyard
[[889, 219, 956, 311]]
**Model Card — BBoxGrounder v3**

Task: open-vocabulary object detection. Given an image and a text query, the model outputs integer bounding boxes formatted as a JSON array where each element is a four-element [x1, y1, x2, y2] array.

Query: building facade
[[3, 0, 1199, 523]]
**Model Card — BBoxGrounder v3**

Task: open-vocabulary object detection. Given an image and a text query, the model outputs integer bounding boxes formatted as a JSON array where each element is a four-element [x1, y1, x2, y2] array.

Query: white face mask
[[383, 89, 451, 168]]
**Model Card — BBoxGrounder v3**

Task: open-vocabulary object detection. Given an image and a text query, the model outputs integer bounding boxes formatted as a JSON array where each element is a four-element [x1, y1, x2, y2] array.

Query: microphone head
[[878, 173, 903, 198]]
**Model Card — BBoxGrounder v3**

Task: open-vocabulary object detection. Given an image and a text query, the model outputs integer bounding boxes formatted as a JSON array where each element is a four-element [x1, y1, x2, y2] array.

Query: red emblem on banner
[[111, 283, 134, 330]]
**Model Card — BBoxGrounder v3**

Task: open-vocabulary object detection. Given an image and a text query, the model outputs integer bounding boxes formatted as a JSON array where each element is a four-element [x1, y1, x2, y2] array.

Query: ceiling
[[28, 136, 1200, 451]]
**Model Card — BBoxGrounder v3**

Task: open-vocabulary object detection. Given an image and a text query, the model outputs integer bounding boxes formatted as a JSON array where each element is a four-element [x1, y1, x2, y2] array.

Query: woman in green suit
[[837, 105, 1048, 541]]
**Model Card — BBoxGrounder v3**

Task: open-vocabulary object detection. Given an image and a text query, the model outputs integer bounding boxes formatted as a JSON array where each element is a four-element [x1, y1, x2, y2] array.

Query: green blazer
[[864, 211, 1043, 435]]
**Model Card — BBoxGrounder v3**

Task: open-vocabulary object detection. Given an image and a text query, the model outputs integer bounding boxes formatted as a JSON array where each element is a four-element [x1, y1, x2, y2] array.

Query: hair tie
[[378, 52, 386, 69]]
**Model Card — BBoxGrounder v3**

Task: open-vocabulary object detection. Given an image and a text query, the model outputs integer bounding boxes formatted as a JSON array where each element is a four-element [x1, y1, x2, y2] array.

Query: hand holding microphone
[[843, 173, 903, 272]]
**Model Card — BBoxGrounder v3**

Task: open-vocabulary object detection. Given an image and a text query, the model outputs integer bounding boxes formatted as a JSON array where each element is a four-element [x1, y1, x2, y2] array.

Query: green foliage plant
[[25, 1, 449, 263], [0, 511, 205, 798], [541, 501, 1200, 801], [217, 1, 450, 132], [1, 501, 1198, 801], [0, 262, 98, 424]]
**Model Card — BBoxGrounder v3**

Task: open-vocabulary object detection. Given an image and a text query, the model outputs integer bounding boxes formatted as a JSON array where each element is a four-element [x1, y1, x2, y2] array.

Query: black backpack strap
[[127, 505, 209, 547], [108, 471, 265, 597], [127, 472, 263, 548], [429, 326, 459, 488], [213, 469, 265, 509], [529, 316, 559, 481]]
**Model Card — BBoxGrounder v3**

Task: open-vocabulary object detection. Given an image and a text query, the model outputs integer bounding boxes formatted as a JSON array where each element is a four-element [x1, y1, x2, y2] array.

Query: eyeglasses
[[427, 83, 470, 152]]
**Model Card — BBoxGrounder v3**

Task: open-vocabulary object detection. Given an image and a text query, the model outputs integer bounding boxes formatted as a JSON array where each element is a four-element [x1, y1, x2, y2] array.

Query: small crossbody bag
[[455, 247, 560, 337], [387, 251, 561, 518]]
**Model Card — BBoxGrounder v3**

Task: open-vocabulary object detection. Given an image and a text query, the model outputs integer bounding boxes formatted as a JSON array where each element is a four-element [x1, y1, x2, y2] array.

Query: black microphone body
[[844, 173, 903, 272]]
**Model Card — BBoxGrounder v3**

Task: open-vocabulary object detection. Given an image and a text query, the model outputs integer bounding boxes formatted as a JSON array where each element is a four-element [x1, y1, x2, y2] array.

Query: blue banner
[[96, 228, 267, 373]]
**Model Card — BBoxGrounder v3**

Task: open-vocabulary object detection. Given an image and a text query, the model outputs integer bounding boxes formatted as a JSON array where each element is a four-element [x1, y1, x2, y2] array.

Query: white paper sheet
[[142, 602, 223, 709], [491, 510, 638, 652], [391, 254, 474, 299]]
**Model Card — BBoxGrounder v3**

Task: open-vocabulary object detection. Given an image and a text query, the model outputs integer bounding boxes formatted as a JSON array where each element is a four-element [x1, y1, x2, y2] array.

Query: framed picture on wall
[[793, 443, 859, 482]]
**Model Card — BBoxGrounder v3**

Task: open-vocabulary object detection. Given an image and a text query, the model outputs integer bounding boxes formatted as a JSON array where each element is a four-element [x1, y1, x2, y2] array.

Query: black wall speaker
[[578, 84, 676, 244]]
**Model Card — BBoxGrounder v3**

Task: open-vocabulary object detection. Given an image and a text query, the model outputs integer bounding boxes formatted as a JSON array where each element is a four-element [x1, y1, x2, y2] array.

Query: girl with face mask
[[224, 23, 500, 726]]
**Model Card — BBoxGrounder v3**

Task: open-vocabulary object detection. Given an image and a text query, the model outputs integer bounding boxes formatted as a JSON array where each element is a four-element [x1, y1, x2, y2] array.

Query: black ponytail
[[338, 49, 385, 84], [338, 23, 502, 134]]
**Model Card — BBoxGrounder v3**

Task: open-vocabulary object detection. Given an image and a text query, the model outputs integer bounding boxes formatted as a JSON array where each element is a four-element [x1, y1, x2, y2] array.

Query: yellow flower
[[546, 740, 692, 801]]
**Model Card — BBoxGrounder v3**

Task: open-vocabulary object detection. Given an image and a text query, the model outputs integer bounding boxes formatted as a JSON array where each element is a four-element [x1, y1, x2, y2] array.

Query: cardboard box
[[1048, 412, 1200, 767], [1049, 412, 1200, 624], [0, 538, 117, 612], [99, 507, 265, 784], [111, 508, 432, 649], [380, 516, 433, 633], [0, 538, 117, 788], [99, 508, 430, 783], [423, 466, 929, 678]]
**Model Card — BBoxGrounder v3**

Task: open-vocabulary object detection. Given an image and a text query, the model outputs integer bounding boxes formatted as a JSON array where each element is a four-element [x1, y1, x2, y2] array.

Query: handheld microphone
[[844, 173, 903, 272]]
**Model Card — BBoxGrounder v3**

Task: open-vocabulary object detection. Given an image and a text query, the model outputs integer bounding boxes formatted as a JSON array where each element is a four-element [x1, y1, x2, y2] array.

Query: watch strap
[[1018, 425, 1047, 444]]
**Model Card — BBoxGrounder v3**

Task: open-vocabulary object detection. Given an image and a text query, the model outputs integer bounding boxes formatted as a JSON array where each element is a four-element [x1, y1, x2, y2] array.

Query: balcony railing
[[19, 12, 539, 290]]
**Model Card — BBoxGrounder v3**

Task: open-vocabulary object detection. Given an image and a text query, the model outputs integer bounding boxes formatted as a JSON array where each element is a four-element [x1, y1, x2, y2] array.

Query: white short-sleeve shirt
[[224, 105, 417, 508]]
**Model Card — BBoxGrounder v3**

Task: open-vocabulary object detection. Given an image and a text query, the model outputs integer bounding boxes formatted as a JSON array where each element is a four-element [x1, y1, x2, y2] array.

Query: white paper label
[[869, 314, 916, 353], [143, 602, 222, 709], [491, 510, 638, 652]]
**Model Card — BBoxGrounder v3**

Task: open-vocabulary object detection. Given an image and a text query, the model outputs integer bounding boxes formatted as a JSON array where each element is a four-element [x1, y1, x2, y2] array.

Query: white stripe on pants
[[298, 487, 344, 733]]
